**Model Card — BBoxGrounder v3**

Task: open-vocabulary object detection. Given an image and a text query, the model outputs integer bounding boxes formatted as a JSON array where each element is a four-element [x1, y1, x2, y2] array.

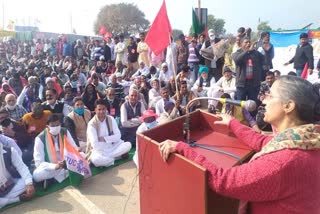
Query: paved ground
[[2, 161, 140, 214]]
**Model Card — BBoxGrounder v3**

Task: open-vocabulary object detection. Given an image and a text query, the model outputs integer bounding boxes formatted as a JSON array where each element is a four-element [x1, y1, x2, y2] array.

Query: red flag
[[145, 0, 172, 56], [301, 63, 308, 79], [103, 31, 113, 41], [99, 26, 107, 35]]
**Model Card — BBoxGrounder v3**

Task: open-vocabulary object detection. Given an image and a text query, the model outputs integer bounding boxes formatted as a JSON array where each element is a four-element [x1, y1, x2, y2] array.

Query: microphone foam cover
[[245, 100, 257, 112]]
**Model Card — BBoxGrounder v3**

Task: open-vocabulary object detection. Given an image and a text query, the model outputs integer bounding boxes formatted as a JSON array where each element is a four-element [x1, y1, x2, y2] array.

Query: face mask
[[71, 81, 78, 88], [49, 125, 61, 135], [74, 107, 85, 115], [6, 104, 16, 110], [146, 120, 157, 129]]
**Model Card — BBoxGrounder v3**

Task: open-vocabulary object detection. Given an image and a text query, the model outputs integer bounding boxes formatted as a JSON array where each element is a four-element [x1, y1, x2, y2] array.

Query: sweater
[[175, 119, 320, 214]]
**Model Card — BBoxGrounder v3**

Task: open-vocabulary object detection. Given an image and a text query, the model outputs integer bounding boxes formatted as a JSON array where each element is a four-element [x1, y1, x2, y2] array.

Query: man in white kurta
[[87, 99, 131, 167], [33, 114, 79, 183], [0, 143, 35, 209]]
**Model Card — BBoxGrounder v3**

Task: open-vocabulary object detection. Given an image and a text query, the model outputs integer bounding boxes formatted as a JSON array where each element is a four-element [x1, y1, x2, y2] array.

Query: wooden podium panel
[[138, 110, 254, 214]]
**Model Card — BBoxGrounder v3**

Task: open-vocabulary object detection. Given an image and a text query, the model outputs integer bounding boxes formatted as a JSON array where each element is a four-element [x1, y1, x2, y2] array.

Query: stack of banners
[[64, 138, 91, 187]]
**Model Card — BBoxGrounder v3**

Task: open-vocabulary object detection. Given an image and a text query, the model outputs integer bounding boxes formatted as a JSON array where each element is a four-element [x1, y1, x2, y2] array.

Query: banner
[[64, 139, 91, 178], [270, 31, 307, 48]]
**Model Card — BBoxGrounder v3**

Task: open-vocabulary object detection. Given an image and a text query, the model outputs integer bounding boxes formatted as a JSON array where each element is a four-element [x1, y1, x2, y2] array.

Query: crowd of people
[[0, 25, 320, 212]]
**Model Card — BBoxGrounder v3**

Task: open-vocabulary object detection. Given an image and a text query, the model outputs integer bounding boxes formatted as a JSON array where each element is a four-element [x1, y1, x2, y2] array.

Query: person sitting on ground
[[17, 77, 41, 112], [159, 75, 320, 213], [33, 114, 80, 186], [155, 87, 176, 116], [158, 101, 180, 125], [106, 74, 125, 102], [172, 80, 198, 115], [103, 88, 121, 119], [120, 89, 145, 147], [159, 62, 173, 87], [81, 83, 98, 112], [133, 109, 158, 167], [4, 94, 28, 121], [148, 79, 162, 109], [87, 99, 131, 167], [191, 66, 216, 98], [91, 73, 106, 96], [208, 66, 236, 109], [22, 102, 52, 139], [0, 108, 34, 167], [64, 97, 92, 150], [131, 60, 149, 80], [0, 143, 35, 209], [42, 88, 73, 117]]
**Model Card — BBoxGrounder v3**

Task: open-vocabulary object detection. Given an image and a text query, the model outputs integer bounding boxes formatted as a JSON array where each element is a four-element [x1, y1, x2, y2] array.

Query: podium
[[137, 110, 254, 214]]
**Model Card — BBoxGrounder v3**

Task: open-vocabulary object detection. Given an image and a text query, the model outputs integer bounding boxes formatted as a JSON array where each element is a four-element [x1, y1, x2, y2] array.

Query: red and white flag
[[64, 138, 91, 178]]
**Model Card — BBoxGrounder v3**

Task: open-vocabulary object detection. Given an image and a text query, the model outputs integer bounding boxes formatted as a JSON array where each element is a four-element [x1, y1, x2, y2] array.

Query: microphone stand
[[184, 97, 220, 144], [184, 97, 242, 162]]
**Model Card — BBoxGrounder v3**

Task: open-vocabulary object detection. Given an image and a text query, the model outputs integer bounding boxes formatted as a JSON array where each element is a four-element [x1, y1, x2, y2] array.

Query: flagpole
[[168, 33, 180, 98]]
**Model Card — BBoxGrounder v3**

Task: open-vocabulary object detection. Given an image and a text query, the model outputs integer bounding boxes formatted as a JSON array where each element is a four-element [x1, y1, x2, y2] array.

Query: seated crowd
[[1, 28, 320, 209]]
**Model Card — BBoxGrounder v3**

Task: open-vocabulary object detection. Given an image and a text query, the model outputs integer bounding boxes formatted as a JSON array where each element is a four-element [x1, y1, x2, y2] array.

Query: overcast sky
[[1, 0, 319, 36]]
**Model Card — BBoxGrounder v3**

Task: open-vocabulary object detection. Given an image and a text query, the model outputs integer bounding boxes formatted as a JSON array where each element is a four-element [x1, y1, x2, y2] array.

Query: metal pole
[[198, 0, 201, 24]]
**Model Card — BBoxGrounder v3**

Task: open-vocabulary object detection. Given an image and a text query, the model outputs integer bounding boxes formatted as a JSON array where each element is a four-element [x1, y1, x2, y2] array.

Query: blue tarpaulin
[[270, 30, 308, 48]]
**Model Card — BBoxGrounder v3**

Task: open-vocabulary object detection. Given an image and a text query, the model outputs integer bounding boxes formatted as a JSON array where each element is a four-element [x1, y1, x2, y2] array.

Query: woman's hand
[[214, 113, 234, 126], [159, 140, 179, 162]]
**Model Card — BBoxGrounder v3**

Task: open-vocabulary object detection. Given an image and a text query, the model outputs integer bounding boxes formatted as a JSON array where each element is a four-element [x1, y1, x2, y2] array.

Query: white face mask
[[6, 104, 16, 110], [49, 125, 61, 135]]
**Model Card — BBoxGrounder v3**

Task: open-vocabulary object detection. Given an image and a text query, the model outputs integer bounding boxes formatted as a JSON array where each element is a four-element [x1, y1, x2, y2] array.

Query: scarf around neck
[[251, 124, 320, 161]]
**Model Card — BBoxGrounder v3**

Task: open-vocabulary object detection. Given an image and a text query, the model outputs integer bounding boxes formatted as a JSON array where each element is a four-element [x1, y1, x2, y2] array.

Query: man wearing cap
[[133, 109, 158, 167], [87, 99, 131, 167], [208, 66, 236, 108], [191, 66, 216, 97], [159, 62, 173, 87], [201, 29, 225, 81], [284, 33, 314, 76]]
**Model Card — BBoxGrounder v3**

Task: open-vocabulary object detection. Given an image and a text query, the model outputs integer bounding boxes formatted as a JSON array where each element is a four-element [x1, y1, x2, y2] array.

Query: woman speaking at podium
[[159, 75, 320, 214]]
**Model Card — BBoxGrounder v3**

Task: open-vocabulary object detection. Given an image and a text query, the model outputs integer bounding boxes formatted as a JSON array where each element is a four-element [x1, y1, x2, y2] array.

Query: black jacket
[[289, 43, 314, 70], [232, 49, 265, 88]]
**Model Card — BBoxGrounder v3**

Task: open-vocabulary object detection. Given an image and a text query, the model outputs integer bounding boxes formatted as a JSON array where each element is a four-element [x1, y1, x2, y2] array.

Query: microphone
[[213, 98, 257, 112]]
